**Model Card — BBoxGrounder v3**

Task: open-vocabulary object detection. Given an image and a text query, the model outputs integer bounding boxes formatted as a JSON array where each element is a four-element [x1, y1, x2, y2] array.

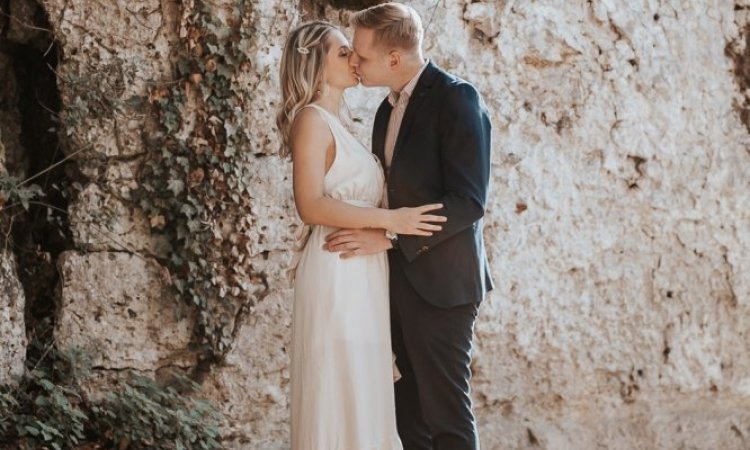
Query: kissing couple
[[277, 3, 493, 449]]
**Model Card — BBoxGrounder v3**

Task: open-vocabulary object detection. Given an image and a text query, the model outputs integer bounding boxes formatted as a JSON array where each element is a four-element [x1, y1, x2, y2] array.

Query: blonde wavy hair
[[276, 21, 338, 157]]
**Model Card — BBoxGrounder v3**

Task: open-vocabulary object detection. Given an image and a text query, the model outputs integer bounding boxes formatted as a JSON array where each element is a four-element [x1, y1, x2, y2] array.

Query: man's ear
[[388, 51, 401, 70]]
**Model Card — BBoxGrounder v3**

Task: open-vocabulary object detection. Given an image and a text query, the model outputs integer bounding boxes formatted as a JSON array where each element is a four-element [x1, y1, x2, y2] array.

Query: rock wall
[[205, 1, 750, 448], [55, 251, 195, 371], [39, 0, 189, 382], [0, 25, 28, 388], [0, 249, 26, 386], [5, 0, 749, 449]]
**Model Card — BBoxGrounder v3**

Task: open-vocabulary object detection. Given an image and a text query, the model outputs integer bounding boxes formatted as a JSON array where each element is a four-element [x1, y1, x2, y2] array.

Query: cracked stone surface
[[215, 1, 750, 448], [0, 41, 28, 388], [727, 1, 750, 133], [68, 183, 171, 256], [0, 251, 27, 386], [29, 0, 750, 448], [42, 0, 190, 390], [54, 251, 196, 371]]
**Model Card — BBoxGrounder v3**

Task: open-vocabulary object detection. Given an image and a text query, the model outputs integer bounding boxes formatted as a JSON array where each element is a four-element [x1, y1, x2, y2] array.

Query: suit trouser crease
[[389, 251, 480, 450]]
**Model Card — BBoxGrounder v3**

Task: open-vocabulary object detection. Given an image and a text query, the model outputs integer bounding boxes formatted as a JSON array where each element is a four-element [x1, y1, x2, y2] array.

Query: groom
[[325, 3, 493, 449]]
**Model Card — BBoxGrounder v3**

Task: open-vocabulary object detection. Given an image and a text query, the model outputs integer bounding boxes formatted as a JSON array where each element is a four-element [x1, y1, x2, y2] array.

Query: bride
[[276, 21, 445, 450]]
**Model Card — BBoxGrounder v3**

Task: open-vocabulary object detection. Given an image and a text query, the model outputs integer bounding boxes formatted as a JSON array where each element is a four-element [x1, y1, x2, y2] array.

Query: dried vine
[[134, 0, 268, 365]]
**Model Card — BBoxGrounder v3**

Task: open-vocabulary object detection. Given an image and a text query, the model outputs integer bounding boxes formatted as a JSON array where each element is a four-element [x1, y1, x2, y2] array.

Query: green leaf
[[168, 179, 185, 195], [224, 121, 237, 138]]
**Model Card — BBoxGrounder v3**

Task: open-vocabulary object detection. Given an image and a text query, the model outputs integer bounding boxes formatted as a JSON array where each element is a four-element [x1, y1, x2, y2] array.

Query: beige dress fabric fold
[[290, 104, 403, 450]]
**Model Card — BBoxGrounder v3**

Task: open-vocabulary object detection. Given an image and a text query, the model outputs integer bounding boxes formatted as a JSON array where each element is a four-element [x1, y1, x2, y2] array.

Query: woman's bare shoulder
[[290, 106, 331, 146]]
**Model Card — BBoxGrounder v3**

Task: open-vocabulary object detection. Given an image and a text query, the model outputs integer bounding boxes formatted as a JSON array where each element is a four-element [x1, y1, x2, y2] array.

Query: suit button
[[420, 245, 429, 252]]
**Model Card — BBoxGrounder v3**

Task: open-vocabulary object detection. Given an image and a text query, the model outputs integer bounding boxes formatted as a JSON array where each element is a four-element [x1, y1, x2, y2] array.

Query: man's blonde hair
[[350, 2, 423, 52]]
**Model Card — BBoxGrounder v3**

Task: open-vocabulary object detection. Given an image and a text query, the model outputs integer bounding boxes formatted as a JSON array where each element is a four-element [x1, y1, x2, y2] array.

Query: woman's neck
[[313, 89, 344, 117]]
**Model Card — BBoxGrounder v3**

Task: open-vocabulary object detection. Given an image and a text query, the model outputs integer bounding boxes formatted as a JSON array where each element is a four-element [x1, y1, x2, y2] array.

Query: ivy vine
[[134, 0, 267, 363]]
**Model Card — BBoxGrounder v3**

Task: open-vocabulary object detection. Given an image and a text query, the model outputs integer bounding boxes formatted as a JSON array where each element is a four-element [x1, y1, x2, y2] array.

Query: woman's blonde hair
[[276, 21, 338, 157], [350, 2, 423, 52]]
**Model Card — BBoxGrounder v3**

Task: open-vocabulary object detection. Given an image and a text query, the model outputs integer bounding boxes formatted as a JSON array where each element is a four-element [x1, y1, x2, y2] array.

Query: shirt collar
[[387, 60, 429, 107]]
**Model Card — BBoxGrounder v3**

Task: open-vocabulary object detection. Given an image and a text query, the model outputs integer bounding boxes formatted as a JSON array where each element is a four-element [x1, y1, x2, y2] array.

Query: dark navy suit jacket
[[373, 61, 494, 308]]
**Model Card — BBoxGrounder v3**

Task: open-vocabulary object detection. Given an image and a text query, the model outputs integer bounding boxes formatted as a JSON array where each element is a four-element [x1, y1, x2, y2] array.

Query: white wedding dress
[[290, 104, 403, 450]]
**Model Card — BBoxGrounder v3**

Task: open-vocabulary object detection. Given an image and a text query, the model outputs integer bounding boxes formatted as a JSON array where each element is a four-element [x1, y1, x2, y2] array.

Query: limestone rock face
[[202, 291, 292, 450], [41, 0, 188, 388], [54, 251, 195, 371], [0, 34, 27, 389], [212, 1, 750, 448], [0, 251, 27, 386], [25, 0, 750, 448], [68, 183, 171, 256]]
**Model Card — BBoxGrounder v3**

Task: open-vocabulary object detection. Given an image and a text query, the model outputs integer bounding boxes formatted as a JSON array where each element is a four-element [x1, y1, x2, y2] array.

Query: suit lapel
[[372, 99, 391, 166], [390, 62, 440, 169]]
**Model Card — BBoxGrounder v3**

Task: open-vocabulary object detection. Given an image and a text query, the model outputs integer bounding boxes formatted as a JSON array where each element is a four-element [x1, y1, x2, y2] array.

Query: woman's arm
[[291, 108, 443, 236]]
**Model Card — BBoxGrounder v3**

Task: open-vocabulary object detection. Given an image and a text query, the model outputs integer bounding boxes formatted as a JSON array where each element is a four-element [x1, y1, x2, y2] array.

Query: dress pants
[[389, 251, 480, 450]]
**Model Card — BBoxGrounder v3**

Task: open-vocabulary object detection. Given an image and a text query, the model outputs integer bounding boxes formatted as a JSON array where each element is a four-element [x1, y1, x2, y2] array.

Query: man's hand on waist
[[323, 228, 393, 259]]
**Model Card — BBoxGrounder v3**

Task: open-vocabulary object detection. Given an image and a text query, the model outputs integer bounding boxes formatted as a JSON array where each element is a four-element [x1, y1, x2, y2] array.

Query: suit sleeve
[[398, 82, 492, 262]]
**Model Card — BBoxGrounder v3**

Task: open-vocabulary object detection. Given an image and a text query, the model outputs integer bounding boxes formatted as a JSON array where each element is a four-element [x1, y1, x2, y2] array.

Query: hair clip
[[297, 46, 310, 55]]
